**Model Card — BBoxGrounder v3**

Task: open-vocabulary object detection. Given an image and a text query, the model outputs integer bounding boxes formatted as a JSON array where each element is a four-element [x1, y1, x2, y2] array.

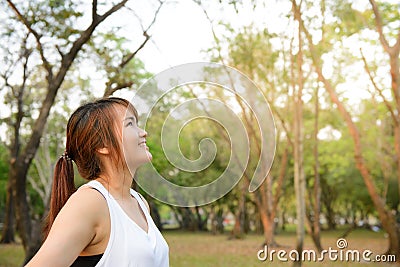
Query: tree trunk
[[257, 176, 277, 246], [321, 177, 336, 230], [209, 206, 217, 235], [11, 156, 43, 264], [259, 207, 277, 247], [250, 147, 288, 247], [0, 178, 15, 243], [243, 202, 250, 234], [216, 207, 224, 234], [181, 207, 197, 231], [246, 173, 275, 246], [280, 211, 286, 232], [11, 159, 42, 263], [230, 184, 245, 239], [209, 205, 224, 234], [194, 206, 208, 231], [394, 126, 400, 203], [292, 5, 306, 265], [311, 85, 323, 253]]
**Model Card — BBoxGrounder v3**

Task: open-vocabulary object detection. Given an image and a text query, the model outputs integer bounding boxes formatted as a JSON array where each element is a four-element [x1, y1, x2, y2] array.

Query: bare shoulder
[[65, 186, 108, 219], [55, 187, 108, 229], [26, 186, 109, 266], [68, 186, 107, 208]]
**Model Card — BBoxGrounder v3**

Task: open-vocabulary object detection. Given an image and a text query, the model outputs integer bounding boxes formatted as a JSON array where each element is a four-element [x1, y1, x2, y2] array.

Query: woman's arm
[[25, 187, 108, 267]]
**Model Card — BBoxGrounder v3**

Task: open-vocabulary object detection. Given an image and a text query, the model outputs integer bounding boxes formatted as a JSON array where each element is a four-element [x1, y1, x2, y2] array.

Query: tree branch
[[27, 175, 45, 202], [6, 0, 53, 81], [22, 0, 131, 169], [92, 0, 98, 22], [270, 104, 294, 149], [98, 0, 128, 22], [395, 30, 400, 54], [104, 81, 134, 98], [120, 0, 164, 69], [103, 1, 164, 97], [360, 48, 398, 126], [55, 44, 64, 58], [59, 0, 129, 81], [272, 147, 288, 214], [195, 1, 227, 66], [119, 31, 150, 69], [369, 0, 393, 54]]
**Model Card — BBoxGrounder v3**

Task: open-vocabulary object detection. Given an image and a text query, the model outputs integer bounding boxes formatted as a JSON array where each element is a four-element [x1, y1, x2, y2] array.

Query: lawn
[[0, 229, 396, 267], [0, 243, 24, 267], [167, 229, 395, 267]]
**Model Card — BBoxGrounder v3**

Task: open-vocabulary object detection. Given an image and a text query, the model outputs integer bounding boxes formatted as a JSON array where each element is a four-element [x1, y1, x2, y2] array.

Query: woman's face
[[118, 106, 152, 172]]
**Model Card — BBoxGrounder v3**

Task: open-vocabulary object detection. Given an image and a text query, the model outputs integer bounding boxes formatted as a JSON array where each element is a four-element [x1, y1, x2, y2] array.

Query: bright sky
[[0, 0, 395, 142], [118, 0, 292, 74], [90, 0, 294, 106], [113, 0, 389, 107]]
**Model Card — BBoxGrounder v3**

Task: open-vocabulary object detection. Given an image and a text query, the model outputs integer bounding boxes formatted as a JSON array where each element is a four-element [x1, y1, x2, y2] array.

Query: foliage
[[0, 144, 10, 221]]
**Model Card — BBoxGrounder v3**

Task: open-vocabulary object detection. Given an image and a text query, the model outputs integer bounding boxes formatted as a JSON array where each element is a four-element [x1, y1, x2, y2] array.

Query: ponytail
[[43, 152, 76, 239]]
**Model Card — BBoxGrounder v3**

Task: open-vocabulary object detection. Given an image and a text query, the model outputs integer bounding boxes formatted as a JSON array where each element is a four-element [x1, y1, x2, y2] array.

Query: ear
[[97, 147, 109, 155]]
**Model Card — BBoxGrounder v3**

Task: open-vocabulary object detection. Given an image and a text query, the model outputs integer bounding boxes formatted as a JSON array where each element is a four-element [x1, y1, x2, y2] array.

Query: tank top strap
[[130, 189, 158, 248], [130, 190, 150, 214], [81, 180, 113, 201]]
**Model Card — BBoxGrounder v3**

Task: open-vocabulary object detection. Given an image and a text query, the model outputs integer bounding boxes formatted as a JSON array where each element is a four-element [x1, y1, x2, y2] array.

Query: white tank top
[[81, 180, 169, 267]]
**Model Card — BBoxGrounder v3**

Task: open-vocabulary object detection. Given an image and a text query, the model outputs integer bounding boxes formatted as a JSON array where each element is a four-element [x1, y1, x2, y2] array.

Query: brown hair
[[44, 97, 138, 238]]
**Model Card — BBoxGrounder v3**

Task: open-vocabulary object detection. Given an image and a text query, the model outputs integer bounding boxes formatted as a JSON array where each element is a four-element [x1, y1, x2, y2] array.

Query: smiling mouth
[[138, 141, 147, 147]]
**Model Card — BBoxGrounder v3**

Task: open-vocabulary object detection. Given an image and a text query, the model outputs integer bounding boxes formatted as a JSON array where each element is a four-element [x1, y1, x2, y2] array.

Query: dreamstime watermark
[[123, 62, 276, 207], [257, 238, 396, 263]]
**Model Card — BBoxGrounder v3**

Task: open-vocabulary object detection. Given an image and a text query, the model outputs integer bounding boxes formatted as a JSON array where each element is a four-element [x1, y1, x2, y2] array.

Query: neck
[[96, 167, 136, 200]]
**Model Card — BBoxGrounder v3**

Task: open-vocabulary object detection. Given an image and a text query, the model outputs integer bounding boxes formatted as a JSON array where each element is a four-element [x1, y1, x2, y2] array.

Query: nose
[[140, 128, 147, 137]]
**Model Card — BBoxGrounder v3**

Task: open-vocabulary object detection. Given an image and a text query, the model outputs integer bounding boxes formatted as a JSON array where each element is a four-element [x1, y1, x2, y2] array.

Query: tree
[[368, 0, 400, 204], [306, 85, 323, 252], [0, 30, 33, 245], [291, 0, 400, 260], [1, 0, 163, 262], [291, 11, 306, 266]]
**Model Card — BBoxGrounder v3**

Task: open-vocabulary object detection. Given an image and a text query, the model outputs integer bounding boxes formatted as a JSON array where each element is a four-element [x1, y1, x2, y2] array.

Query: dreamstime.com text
[[257, 238, 396, 263]]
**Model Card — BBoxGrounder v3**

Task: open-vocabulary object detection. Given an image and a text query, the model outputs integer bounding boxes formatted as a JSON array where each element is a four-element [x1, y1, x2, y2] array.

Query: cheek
[[123, 132, 137, 155], [123, 136, 137, 152], [123, 129, 138, 143]]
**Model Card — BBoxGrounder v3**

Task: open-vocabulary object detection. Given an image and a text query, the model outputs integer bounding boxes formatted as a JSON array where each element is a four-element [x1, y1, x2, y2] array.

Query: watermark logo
[[257, 238, 396, 263], [123, 62, 276, 207], [336, 238, 347, 249]]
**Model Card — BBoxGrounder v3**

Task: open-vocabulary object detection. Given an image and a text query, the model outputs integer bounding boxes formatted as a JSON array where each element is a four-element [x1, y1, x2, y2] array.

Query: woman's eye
[[126, 121, 134, 127]]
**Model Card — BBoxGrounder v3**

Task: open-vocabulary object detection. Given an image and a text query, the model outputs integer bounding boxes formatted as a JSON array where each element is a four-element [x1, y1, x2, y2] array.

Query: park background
[[0, 0, 399, 266]]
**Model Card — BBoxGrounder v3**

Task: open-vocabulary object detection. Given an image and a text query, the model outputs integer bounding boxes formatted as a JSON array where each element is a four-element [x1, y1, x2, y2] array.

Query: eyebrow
[[123, 116, 137, 122]]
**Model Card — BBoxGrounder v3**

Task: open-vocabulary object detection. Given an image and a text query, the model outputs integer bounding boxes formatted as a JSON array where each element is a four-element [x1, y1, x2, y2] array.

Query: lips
[[138, 140, 147, 147]]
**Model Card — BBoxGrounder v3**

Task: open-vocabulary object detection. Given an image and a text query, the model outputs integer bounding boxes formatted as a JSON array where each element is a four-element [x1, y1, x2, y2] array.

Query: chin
[[136, 152, 152, 166], [146, 151, 153, 161]]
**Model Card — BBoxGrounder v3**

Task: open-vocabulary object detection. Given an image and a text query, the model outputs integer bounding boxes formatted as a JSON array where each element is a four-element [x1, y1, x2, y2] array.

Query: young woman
[[26, 97, 169, 267]]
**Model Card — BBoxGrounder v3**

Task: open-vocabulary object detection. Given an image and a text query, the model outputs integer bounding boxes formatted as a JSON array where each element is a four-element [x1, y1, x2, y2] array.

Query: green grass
[[0, 229, 396, 267], [166, 229, 395, 267], [0, 244, 24, 267]]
